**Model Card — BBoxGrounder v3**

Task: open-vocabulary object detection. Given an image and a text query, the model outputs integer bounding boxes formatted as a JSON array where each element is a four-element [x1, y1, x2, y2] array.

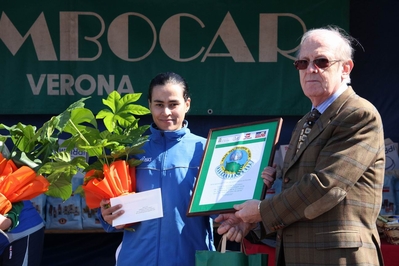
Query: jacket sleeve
[[96, 208, 121, 233]]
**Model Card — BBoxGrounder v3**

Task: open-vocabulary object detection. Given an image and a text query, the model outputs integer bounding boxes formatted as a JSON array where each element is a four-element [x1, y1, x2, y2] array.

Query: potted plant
[[61, 91, 150, 209], [0, 91, 150, 211]]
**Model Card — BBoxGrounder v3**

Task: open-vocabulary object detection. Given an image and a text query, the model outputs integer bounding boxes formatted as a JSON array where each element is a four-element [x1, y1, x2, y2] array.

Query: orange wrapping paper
[[82, 161, 136, 209], [0, 154, 49, 214]]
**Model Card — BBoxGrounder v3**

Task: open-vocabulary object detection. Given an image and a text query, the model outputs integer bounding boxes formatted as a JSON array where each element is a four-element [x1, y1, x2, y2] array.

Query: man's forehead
[[300, 37, 337, 57]]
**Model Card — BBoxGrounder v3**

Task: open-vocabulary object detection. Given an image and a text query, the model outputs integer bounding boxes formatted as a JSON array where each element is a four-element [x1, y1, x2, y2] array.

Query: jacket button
[[284, 177, 290, 183]]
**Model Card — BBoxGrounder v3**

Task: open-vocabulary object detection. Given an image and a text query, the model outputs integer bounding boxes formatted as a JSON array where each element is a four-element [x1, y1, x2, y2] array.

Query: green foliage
[[0, 92, 151, 201], [63, 91, 151, 170], [0, 98, 90, 200]]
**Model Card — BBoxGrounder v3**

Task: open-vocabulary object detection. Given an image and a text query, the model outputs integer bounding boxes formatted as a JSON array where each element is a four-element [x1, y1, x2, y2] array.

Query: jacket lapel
[[287, 86, 356, 167]]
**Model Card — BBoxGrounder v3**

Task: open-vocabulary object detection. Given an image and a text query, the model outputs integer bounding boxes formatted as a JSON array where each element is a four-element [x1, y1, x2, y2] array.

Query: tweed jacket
[[259, 86, 385, 266]]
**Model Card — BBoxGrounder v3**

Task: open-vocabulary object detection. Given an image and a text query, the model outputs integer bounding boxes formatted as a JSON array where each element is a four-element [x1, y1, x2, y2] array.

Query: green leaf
[[10, 151, 40, 170], [100, 111, 117, 133], [9, 123, 37, 153], [74, 185, 85, 197], [84, 160, 104, 172], [96, 92, 150, 133], [122, 104, 152, 116], [70, 156, 90, 170], [55, 97, 91, 133], [101, 91, 121, 113], [44, 172, 73, 201], [37, 116, 58, 141], [49, 151, 71, 162], [118, 93, 142, 105], [128, 158, 143, 167], [39, 159, 89, 201], [38, 161, 79, 177], [63, 108, 97, 135], [126, 124, 150, 140]]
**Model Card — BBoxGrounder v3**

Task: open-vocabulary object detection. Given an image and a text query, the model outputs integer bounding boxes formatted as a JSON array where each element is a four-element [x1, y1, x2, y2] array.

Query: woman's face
[[149, 83, 190, 131]]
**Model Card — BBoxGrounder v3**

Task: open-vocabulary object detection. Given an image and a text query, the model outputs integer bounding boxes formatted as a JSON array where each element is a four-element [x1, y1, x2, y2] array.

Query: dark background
[[2, 1, 397, 265]]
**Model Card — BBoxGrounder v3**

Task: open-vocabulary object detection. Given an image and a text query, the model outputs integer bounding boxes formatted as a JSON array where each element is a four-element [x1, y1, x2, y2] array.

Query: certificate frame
[[187, 118, 283, 216]]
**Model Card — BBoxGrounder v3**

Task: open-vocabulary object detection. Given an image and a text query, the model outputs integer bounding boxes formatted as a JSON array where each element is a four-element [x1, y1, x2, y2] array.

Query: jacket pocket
[[315, 230, 363, 250]]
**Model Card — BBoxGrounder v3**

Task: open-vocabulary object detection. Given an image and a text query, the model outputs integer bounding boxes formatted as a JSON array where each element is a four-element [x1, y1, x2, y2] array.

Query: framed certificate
[[187, 118, 282, 216]]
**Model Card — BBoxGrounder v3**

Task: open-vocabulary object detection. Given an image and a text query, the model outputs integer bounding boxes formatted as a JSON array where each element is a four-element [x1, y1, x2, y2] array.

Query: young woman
[[98, 72, 215, 266]]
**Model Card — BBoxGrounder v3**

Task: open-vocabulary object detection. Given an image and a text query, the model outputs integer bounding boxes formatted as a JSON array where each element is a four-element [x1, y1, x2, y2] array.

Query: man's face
[[297, 34, 350, 107]]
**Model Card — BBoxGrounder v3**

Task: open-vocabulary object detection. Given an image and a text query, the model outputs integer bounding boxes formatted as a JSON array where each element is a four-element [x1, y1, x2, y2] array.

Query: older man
[[216, 26, 385, 266]]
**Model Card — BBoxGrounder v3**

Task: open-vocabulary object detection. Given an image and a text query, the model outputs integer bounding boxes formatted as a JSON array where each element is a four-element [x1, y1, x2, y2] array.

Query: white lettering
[[60, 74, 75, 95], [160, 13, 205, 62], [75, 74, 96, 95], [201, 12, 254, 62], [2, 11, 305, 63], [0, 12, 57, 60], [97, 75, 114, 96], [27, 74, 135, 96], [60, 12, 105, 61], [117, 75, 134, 94], [259, 14, 277, 62], [259, 13, 306, 62], [47, 74, 60, 95], [108, 13, 156, 61], [27, 74, 46, 95]]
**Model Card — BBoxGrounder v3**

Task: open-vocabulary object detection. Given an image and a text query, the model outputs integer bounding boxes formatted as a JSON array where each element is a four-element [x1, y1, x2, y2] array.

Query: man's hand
[[215, 213, 256, 242], [234, 200, 262, 224], [214, 164, 274, 242], [261, 164, 277, 189]]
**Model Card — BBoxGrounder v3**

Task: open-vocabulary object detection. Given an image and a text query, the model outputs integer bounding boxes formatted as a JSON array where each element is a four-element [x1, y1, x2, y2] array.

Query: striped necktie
[[296, 108, 321, 153]]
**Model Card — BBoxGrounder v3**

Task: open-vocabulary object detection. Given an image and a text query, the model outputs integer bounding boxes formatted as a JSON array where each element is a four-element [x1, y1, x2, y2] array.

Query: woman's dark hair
[[148, 72, 190, 102]]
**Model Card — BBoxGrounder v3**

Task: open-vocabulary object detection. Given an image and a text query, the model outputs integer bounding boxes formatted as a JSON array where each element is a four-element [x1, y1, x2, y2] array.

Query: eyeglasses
[[293, 58, 341, 70]]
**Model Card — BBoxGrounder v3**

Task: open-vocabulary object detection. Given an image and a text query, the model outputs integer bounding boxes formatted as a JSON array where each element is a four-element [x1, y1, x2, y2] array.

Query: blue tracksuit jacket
[[99, 122, 215, 266]]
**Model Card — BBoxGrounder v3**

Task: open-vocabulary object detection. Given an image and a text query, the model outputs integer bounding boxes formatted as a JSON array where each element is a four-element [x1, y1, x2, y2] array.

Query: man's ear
[[342, 59, 354, 78]]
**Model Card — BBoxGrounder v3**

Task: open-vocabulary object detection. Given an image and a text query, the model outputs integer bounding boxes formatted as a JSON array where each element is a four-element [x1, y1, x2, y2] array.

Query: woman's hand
[[100, 199, 125, 229], [0, 214, 12, 231]]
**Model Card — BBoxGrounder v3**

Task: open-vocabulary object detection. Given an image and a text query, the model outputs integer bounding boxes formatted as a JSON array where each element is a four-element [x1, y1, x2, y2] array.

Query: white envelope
[[110, 188, 163, 227]]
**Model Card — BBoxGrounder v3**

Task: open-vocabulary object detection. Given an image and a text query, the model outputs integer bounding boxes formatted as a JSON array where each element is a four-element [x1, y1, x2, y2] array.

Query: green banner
[[0, 0, 349, 115]]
